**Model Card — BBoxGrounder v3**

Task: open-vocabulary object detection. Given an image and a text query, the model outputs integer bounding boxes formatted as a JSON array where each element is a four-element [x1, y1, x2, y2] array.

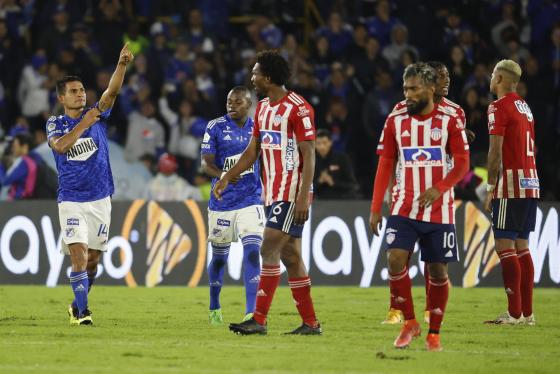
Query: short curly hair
[[403, 63, 436, 86], [256, 50, 290, 86]]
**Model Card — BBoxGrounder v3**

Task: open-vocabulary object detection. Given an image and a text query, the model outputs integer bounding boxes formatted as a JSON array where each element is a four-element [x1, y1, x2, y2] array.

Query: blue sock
[[72, 270, 97, 309], [208, 243, 230, 310], [69, 271, 89, 316], [241, 235, 262, 314]]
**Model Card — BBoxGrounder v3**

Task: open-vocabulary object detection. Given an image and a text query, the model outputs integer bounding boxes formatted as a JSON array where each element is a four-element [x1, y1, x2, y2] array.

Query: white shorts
[[208, 205, 265, 244], [58, 196, 111, 255]]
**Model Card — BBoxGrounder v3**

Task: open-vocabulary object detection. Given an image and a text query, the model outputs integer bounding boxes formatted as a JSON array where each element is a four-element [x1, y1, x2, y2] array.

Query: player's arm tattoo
[[487, 134, 504, 188]]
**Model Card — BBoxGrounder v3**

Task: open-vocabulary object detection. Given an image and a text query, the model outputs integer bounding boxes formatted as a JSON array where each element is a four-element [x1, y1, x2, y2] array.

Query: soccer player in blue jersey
[[201, 86, 264, 325], [46, 43, 134, 325]]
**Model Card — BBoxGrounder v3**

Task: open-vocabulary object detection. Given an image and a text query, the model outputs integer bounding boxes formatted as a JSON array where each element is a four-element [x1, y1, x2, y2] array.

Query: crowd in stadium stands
[[0, 0, 559, 201]]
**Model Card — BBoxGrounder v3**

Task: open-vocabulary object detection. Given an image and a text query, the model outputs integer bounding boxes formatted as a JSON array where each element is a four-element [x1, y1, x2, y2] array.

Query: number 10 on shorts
[[443, 232, 455, 249]]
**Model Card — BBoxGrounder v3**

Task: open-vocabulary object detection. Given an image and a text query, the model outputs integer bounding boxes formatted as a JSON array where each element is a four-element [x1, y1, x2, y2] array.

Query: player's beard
[[406, 97, 429, 115]]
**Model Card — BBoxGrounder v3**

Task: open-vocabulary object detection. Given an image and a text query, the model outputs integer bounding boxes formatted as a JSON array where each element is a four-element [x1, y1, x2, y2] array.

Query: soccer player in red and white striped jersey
[[382, 61, 474, 325], [483, 60, 539, 325], [214, 50, 320, 335], [370, 63, 470, 351]]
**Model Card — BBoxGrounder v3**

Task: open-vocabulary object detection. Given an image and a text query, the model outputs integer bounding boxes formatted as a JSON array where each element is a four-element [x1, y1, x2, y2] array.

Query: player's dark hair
[[14, 133, 33, 149], [426, 61, 447, 71], [56, 75, 83, 96], [403, 63, 436, 86], [256, 50, 290, 86], [316, 129, 331, 139], [229, 86, 251, 98]]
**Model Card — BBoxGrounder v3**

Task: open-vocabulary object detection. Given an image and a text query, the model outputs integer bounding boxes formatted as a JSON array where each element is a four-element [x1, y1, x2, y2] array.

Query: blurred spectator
[[354, 36, 390, 91], [17, 52, 50, 118], [185, 8, 216, 54], [0, 133, 57, 200], [365, 0, 400, 48], [447, 45, 471, 101], [310, 35, 334, 84], [246, 15, 282, 49], [314, 129, 359, 200], [123, 22, 150, 56], [382, 24, 418, 70], [139, 153, 158, 176], [323, 97, 351, 151], [124, 100, 165, 163], [159, 92, 206, 160], [193, 172, 211, 201], [144, 153, 201, 201], [461, 87, 487, 153], [94, 0, 125, 66], [165, 39, 194, 88], [315, 11, 353, 56], [362, 70, 399, 141], [38, 10, 70, 61]]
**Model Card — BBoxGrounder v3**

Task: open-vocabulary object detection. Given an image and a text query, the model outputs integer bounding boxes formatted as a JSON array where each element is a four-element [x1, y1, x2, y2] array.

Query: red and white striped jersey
[[377, 106, 470, 224], [487, 92, 539, 199], [252, 91, 316, 206], [392, 97, 466, 124]]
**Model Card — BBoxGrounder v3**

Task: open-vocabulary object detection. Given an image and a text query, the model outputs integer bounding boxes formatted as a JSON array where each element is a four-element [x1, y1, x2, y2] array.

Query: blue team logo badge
[[261, 130, 282, 150], [402, 147, 443, 167]]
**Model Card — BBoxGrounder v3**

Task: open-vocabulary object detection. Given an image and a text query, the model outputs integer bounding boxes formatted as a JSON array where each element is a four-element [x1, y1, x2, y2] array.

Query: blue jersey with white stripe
[[46, 103, 114, 203], [201, 115, 262, 211]]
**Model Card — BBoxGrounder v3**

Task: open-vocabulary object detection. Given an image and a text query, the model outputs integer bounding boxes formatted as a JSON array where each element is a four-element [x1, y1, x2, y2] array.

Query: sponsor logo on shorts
[[520, 178, 539, 189], [217, 219, 230, 227], [444, 250, 454, 258], [67, 218, 79, 226], [386, 233, 395, 245], [66, 228, 75, 237], [212, 228, 222, 237]]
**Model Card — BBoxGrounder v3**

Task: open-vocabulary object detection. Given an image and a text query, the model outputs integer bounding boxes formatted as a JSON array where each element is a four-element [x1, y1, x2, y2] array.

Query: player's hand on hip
[[465, 129, 476, 144], [119, 42, 134, 65], [369, 212, 383, 236], [294, 195, 309, 225], [230, 175, 241, 184], [417, 187, 441, 208], [213, 178, 228, 200]]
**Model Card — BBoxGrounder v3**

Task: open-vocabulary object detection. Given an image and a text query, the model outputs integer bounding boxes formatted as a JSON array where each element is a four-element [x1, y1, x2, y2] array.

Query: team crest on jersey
[[430, 128, 442, 141], [47, 122, 56, 132], [66, 137, 98, 161], [272, 114, 283, 127], [260, 130, 282, 150], [402, 147, 443, 167]]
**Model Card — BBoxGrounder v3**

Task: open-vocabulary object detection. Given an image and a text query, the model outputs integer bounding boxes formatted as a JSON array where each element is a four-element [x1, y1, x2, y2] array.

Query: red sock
[[517, 249, 534, 317], [498, 249, 522, 318], [428, 277, 449, 333], [424, 262, 430, 311], [389, 268, 415, 320], [289, 276, 318, 328], [253, 264, 281, 325]]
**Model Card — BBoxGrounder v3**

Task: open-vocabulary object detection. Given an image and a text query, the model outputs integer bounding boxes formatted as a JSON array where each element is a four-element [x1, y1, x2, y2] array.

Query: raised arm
[[97, 43, 134, 112]]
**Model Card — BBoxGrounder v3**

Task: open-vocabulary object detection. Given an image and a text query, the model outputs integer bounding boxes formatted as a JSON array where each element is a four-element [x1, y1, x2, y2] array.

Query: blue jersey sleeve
[[46, 116, 63, 140], [94, 101, 112, 120], [200, 122, 216, 155]]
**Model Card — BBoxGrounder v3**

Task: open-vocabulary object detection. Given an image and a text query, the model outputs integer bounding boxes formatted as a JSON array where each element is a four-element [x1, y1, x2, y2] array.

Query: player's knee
[[386, 250, 408, 273], [427, 263, 448, 279]]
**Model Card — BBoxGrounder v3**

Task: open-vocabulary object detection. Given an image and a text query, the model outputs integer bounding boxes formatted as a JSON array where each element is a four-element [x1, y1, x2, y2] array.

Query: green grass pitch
[[1, 286, 559, 373]]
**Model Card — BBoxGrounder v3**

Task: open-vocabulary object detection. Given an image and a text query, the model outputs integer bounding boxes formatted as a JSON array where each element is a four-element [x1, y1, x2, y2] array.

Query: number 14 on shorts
[[97, 224, 108, 237]]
